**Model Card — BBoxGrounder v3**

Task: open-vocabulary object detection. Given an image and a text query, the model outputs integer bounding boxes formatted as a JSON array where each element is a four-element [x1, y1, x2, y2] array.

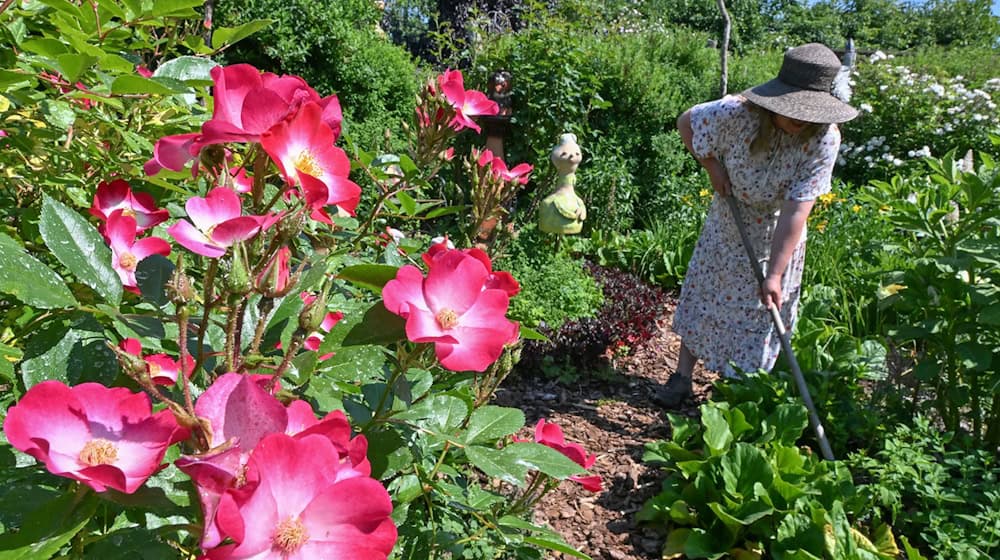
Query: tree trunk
[[717, 0, 731, 97]]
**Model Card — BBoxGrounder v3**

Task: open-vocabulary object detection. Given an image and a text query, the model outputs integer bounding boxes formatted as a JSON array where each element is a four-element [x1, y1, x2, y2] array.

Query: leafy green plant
[[640, 381, 897, 559], [852, 417, 1000, 559], [863, 152, 1000, 444], [500, 227, 604, 330]]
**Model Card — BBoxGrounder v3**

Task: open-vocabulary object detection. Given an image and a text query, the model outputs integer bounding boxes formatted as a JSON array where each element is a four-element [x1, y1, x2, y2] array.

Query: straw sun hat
[[742, 43, 859, 124]]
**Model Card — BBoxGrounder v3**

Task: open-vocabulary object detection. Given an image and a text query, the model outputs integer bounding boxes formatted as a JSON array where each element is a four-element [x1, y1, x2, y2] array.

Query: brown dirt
[[494, 296, 718, 560]]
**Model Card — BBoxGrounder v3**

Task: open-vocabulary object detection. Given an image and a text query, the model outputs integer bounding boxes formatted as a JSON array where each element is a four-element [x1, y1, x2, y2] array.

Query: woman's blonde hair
[[747, 102, 825, 155]]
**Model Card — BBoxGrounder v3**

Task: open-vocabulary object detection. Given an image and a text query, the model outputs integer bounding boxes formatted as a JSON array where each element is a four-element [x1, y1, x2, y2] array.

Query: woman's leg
[[653, 341, 695, 407], [676, 343, 695, 379]]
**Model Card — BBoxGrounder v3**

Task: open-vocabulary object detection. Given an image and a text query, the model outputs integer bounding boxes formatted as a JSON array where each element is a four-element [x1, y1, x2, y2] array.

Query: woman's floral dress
[[672, 95, 841, 375]]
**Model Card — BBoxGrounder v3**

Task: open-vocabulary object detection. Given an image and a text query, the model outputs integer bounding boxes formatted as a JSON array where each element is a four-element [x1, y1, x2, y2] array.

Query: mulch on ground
[[494, 297, 718, 560]]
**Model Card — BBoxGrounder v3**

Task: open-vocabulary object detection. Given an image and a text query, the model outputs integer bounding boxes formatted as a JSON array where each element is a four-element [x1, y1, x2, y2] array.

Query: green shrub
[[214, 0, 419, 149], [499, 227, 604, 330], [852, 417, 1000, 559]]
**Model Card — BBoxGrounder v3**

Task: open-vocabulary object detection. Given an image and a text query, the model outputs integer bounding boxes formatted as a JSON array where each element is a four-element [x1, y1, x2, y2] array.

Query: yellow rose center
[[147, 361, 162, 378], [120, 207, 136, 218], [293, 150, 322, 178], [436, 308, 460, 330], [272, 517, 309, 554], [79, 438, 119, 466], [119, 252, 137, 271]]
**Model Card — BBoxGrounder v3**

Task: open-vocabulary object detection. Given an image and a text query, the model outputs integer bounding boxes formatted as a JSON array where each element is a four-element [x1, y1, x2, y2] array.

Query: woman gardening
[[657, 43, 859, 407]]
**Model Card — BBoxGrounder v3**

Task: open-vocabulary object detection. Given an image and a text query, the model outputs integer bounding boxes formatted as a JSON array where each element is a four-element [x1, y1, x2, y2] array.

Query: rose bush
[[0, 5, 589, 558]]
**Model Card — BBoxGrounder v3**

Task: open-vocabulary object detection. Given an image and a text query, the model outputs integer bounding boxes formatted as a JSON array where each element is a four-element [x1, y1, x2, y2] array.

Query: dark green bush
[[214, 0, 419, 149]]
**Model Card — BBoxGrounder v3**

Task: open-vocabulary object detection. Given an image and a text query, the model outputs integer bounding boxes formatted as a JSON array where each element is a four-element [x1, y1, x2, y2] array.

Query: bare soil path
[[495, 297, 718, 559]]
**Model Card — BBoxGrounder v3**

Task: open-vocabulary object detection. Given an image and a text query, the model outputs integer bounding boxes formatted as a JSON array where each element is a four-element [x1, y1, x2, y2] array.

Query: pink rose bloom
[[200, 64, 343, 146], [167, 188, 276, 258], [3, 381, 188, 494], [136, 65, 153, 78], [144, 132, 202, 176], [106, 210, 172, 294], [532, 419, 602, 492], [383, 249, 519, 372], [90, 179, 169, 233], [422, 241, 520, 297], [437, 69, 499, 133], [260, 102, 361, 223], [119, 338, 194, 386], [205, 433, 396, 559], [491, 157, 533, 185], [177, 374, 370, 549], [229, 166, 253, 193]]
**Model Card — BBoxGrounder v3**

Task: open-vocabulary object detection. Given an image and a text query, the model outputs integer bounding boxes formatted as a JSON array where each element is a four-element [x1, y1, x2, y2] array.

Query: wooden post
[[717, 0, 731, 97]]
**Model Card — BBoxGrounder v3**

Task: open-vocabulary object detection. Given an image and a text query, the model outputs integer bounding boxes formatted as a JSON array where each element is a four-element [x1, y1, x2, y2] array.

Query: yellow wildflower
[[852, 204, 861, 212]]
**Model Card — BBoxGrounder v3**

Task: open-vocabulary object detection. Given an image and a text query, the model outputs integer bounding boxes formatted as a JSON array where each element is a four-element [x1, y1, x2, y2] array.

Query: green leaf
[[721, 443, 773, 499], [19, 38, 68, 57], [0, 489, 99, 559], [424, 205, 464, 219], [150, 0, 203, 16], [464, 405, 525, 445], [466, 445, 528, 486], [211, 19, 273, 48], [341, 302, 406, 346], [35, 0, 83, 20], [40, 196, 122, 306], [396, 395, 469, 433], [55, 53, 97, 83], [20, 316, 118, 388], [684, 526, 732, 559], [0, 342, 22, 380], [152, 55, 217, 83], [110, 75, 181, 95], [701, 404, 733, 455], [135, 255, 174, 307], [0, 71, 33, 90], [519, 325, 549, 342], [39, 99, 75, 130], [337, 264, 399, 294], [523, 536, 592, 559], [504, 442, 587, 479], [396, 191, 417, 216], [768, 404, 808, 446], [0, 232, 77, 309]]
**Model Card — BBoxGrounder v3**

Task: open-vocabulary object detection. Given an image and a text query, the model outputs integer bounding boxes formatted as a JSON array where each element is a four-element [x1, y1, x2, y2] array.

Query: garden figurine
[[539, 133, 586, 235], [657, 43, 859, 407]]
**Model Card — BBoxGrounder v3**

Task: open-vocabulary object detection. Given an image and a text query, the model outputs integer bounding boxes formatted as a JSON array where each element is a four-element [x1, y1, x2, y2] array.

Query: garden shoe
[[652, 374, 693, 408]]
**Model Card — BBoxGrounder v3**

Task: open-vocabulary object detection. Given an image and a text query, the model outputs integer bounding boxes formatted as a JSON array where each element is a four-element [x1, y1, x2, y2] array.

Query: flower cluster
[[840, 55, 999, 179], [91, 180, 171, 293], [146, 64, 359, 223], [467, 147, 534, 241], [409, 69, 499, 168]]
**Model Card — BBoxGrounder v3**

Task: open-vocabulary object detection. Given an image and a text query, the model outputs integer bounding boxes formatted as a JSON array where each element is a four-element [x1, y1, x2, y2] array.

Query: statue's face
[[551, 146, 582, 174]]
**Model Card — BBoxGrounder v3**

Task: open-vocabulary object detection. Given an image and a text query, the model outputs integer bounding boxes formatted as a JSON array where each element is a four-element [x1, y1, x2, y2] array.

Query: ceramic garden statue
[[539, 133, 586, 234]]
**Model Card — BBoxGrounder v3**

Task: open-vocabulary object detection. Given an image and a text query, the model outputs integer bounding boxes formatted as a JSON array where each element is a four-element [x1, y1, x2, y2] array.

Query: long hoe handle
[[724, 196, 835, 461]]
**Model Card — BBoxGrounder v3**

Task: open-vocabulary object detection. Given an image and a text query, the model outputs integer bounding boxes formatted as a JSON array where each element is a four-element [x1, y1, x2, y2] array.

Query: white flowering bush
[[837, 51, 1000, 182]]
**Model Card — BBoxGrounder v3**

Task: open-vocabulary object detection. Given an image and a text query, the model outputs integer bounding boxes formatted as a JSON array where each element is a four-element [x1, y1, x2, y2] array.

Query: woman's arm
[[762, 199, 815, 309], [678, 110, 731, 196]]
